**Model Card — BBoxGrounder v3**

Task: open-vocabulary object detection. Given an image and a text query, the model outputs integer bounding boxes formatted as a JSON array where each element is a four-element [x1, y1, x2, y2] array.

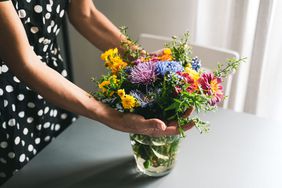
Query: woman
[[0, 0, 194, 184]]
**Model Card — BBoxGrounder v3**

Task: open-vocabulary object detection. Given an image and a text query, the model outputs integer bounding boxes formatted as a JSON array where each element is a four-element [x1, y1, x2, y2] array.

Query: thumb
[[144, 118, 167, 131]]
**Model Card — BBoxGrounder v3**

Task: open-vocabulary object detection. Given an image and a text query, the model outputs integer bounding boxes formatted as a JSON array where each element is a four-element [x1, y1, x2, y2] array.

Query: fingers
[[140, 49, 147, 56], [140, 119, 194, 137], [145, 119, 167, 131], [139, 119, 166, 136], [163, 121, 195, 136], [182, 122, 195, 131], [122, 113, 194, 137], [149, 49, 164, 56], [182, 106, 195, 118]]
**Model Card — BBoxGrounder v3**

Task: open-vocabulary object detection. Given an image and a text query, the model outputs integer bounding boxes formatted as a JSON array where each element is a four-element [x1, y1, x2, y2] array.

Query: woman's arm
[[0, 1, 194, 136], [68, 0, 127, 52]]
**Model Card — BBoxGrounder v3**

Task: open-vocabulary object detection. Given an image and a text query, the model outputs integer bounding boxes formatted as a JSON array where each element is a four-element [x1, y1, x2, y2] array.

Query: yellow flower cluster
[[117, 89, 137, 110], [101, 48, 128, 74], [98, 75, 119, 96]]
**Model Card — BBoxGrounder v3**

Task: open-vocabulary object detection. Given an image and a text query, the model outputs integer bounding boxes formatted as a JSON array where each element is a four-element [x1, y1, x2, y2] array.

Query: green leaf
[[164, 102, 179, 111], [143, 160, 151, 169]]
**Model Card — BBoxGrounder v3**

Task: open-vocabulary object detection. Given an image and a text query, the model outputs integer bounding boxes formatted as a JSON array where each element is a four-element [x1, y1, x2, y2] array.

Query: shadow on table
[[41, 156, 161, 188]]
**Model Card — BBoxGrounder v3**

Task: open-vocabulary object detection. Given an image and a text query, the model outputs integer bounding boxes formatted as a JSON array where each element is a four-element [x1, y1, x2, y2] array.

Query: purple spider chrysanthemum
[[129, 61, 157, 84]]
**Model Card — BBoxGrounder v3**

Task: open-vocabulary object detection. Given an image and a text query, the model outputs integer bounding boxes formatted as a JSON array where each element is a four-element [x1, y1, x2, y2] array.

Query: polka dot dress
[[0, 0, 77, 185]]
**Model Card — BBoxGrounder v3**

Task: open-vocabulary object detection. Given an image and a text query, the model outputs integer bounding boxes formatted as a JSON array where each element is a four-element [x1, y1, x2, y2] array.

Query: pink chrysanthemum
[[198, 73, 224, 106]]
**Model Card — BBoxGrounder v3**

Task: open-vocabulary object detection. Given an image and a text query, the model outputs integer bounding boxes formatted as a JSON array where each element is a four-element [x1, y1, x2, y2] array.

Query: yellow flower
[[111, 60, 128, 74], [163, 48, 172, 55], [101, 48, 128, 74], [186, 63, 192, 69], [98, 80, 110, 93], [117, 89, 125, 98], [184, 67, 200, 81], [100, 49, 111, 61], [101, 48, 119, 61], [109, 91, 115, 96], [109, 75, 119, 84], [121, 95, 136, 109], [110, 56, 123, 64], [101, 53, 107, 61], [158, 48, 172, 61], [105, 61, 111, 68]]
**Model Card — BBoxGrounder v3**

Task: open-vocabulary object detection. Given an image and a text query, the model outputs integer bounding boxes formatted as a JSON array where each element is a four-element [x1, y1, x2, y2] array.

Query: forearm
[[3, 46, 122, 125], [68, 0, 126, 52], [15, 52, 93, 117]]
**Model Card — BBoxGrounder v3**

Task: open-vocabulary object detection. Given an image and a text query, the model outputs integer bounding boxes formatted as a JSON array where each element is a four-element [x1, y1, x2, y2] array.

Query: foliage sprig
[[165, 32, 192, 66], [214, 57, 246, 78], [119, 26, 146, 62]]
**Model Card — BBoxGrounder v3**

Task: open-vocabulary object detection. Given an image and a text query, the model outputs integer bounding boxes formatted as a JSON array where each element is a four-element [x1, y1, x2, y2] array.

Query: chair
[[138, 33, 239, 109]]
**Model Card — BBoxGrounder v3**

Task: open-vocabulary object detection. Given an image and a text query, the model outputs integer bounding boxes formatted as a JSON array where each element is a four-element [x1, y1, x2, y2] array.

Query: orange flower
[[98, 80, 110, 93], [158, 48, 173, 61], [111, 60, 128, 74]]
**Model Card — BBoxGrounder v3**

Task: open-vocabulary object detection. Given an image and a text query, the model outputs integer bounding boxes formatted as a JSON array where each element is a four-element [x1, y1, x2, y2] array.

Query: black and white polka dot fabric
[[0, 0, 77, 185]]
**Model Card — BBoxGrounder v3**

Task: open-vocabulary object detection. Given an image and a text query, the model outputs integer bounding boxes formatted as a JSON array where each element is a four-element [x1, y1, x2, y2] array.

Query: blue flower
[[191, 57, 201, 71], [155, 61, 184, 76], [130, 90, 151, 108], [124, 67, 132, 74]]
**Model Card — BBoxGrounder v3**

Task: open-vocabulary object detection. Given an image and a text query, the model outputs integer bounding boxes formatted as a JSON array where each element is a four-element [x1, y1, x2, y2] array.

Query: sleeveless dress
[[0, 0, 77, 185]]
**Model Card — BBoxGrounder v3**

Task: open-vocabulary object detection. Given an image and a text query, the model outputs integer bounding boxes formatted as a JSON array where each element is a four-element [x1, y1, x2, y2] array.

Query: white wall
[[69, 0, 197, 90]]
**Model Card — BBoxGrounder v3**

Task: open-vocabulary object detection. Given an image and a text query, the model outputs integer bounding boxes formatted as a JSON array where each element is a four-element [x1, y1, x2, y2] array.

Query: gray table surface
[[3, 109, 282, 188]]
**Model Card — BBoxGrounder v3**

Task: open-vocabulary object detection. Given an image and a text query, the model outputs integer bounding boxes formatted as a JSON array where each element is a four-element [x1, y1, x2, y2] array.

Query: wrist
[[87, 98, 123, 127]]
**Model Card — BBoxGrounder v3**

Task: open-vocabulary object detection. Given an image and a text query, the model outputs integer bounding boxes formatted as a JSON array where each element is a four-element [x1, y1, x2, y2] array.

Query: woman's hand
[[149, 48, 166, 56], [117, 113, 167, 136], [110, 112, 194, 137], [95, 102, 195, 137]]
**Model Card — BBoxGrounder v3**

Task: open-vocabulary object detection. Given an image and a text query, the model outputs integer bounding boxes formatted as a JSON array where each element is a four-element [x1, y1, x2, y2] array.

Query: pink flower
[[198, 73, 224, 106], [174, 86, 182, 95], [178, 72, 197, 93]]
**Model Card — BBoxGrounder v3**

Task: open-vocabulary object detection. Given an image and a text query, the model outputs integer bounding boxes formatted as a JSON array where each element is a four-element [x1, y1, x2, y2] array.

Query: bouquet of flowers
[[92, 28, 244, 176]]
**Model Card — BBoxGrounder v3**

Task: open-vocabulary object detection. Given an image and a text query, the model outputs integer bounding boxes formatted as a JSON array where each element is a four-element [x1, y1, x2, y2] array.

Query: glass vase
[[130, 134, 181, 177]]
